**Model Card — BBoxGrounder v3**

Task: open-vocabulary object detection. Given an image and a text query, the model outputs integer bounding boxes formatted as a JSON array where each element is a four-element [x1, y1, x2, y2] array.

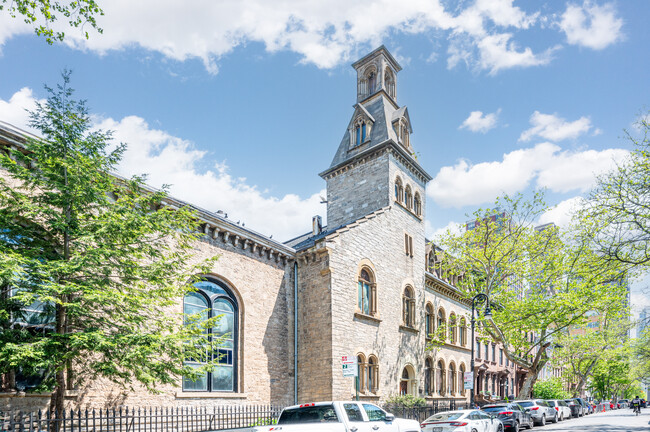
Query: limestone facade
[[0, 46, 473, 410]]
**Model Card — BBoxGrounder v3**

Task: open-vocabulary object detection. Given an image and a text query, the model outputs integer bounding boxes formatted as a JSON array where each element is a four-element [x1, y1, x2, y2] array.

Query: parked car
[[564, 399, 583, 418], [617, 399, 629, 409], [421, 410, 504, 432], [574, 398, 590, 415], [253, 401, 421, 432], [518, 399, 557, 426], [482, 403, 533, 431], [546, 400, 571, 421], [641, 399, 647, 408]]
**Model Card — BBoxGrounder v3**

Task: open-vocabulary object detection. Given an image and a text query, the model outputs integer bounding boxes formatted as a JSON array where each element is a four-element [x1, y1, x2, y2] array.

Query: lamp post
[[470, 293, 492, 409]]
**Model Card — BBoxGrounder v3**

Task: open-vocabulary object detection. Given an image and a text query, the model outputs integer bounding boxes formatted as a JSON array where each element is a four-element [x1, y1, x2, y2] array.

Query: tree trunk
[[517, 369, 539, 399], [572, 359, 597, 397]]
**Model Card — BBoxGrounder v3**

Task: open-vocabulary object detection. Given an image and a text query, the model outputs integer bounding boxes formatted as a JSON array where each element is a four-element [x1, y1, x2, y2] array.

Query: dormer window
[[351, 116, 371, 147], [400, 122, 410, 148]]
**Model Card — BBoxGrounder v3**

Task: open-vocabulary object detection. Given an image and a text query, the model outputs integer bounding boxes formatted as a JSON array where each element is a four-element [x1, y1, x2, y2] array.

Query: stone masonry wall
[[296, 246, 333, 403], [1, 232, 295, 411], [326, 151, 390, 229]]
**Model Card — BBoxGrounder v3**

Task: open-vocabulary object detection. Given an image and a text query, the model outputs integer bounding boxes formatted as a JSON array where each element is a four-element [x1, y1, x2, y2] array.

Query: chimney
[[312, 215, 322, 236]]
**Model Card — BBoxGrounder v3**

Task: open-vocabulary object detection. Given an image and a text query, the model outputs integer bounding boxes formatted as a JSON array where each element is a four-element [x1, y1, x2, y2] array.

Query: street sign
[[342, 355, 358, 377], [464, 371, 474, 389]]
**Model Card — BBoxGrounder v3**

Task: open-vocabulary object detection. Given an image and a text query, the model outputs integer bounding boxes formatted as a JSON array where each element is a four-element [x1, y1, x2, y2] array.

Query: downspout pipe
[[294, 261, 298, 405]]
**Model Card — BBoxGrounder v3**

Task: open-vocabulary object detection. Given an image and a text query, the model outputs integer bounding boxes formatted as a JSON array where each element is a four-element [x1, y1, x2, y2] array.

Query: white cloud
[[0, 88, 323, 241], [428, 220, 464, 243], [538, 196, 583, 228], [427, 142, 628, 208], [0, 88, 43, 134], [459, 109, 501, 133], [476, 33, 558, 75], [536, 147, 628, 193], [0, 0, 564, 74], [519, 111, 593, 142], [559, 1, 623, 50]]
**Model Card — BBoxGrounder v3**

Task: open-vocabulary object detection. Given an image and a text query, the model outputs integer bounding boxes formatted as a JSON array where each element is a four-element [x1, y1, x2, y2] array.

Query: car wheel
[[528, 418, 534, 429], [497, 424, 504, 432], [540, 415, 546, 426], [472, 429, 478, 432], [512, 421, 520, 432], [552, 413, 558, 423]]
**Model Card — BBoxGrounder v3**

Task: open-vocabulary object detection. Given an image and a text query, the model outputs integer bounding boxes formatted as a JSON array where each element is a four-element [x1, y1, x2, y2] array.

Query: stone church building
[[0, 46, 472, 410]]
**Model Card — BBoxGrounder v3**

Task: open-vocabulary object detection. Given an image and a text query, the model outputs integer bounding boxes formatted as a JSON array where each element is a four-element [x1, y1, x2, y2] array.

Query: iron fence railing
[[382, 399, 469, 422], [0, 405, 283, 432]]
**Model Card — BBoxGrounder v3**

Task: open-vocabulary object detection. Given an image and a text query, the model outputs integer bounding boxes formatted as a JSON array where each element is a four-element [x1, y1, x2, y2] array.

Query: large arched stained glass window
[[183, 278, 238, 392]]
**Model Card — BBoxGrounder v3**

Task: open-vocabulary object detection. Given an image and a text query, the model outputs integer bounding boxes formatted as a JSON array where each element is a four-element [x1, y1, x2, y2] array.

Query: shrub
[[386, 394, 427, 408]]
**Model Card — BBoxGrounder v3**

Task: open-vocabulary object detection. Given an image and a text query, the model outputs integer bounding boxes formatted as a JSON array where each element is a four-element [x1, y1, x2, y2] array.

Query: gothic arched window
[[183, 278, 239, 392], [405, 185, 413, 210], [402, 286, 415, 327], [425, 303, 434, 339], [367, 355, 379, 393], [424, 357, 433, 396], [384, 67, 395, 98], [459, 364, 466, 396], [437, 308, 446, 338], [358, 267, 377, 316], [414, 193, 422, 217], [394, 177, 404, 203], [448, 363, 456, 395], [437, 360, 445, 395], [368, 71, 377, 94], [449, 313, 457, 344]]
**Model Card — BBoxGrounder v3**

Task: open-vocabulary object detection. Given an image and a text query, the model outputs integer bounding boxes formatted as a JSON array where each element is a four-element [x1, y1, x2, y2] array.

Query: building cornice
[[425, 272, 471, 307], [319, 139, 432, 183], [0, 121, 297, 266]]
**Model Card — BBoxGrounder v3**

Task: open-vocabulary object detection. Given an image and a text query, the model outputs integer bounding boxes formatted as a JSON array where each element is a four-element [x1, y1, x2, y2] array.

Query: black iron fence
[[382, 399, 469, 423], [0, 405, 282, 432]]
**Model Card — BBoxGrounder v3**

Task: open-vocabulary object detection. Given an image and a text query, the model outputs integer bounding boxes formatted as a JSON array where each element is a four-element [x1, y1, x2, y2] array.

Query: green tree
[[0, 72, 216, 416], [436, 192, 630, 399], [552, 311, 632, 397], [580, 115, 650, 266], [532, 377, 570, 400], [0, 0, 103, 44]]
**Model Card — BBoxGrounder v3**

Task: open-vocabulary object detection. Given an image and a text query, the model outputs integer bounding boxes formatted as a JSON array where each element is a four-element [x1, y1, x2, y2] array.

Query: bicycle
[[633, 405, 641, 416]]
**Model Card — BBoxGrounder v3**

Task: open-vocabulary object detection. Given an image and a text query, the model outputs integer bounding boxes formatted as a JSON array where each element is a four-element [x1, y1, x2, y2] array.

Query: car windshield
[[278, 405, 339, 424], [518, 402, 534, 407], [424, 412, 464, 421]]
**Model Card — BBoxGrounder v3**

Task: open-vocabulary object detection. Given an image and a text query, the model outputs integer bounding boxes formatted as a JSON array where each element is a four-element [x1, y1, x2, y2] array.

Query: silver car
[[518, 399, 558, 425]]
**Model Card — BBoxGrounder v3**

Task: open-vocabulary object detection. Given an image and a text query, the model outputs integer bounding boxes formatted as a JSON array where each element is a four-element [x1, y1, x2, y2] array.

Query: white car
[[546, 400, 572, 421], [420, 410, 504, 432]]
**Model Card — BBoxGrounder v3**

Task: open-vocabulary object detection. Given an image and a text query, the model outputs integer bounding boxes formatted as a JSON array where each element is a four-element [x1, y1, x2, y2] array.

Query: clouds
[[559, 1, 624, 49], [459, 109, 501, 133], [0, 0, 620, 75], [1, 88, 323, 241], [519, 111, 593, 142], [428, 142, 628, 208]]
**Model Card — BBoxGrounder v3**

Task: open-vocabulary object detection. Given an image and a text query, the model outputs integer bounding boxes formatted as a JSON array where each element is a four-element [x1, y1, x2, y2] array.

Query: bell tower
[[353, 46, 401, 103], [319, 46, 431, 230]]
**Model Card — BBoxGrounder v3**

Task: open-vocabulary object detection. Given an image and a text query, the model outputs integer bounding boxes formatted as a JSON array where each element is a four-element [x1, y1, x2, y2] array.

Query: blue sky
[[0, 0, 648, 309]]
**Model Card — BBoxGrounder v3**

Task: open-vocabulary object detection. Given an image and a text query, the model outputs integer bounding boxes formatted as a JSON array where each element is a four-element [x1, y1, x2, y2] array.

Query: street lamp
[[470, 293, 492, 408]]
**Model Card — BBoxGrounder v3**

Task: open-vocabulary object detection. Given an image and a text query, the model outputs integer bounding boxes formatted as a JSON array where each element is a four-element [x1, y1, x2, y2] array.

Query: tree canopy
[[580, 116, 650, 266], [0, 72, 216, 414], [435, 191, 630, 398], [0, 0, 103, 43]]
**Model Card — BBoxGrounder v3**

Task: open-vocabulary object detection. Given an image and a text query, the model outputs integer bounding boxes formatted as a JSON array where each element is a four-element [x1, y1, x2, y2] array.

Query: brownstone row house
[[0, 47, 475, 411]]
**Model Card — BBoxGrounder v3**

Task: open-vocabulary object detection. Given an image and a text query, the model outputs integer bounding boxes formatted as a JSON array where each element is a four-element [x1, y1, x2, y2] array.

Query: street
[[536, 409, 649, 431]]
